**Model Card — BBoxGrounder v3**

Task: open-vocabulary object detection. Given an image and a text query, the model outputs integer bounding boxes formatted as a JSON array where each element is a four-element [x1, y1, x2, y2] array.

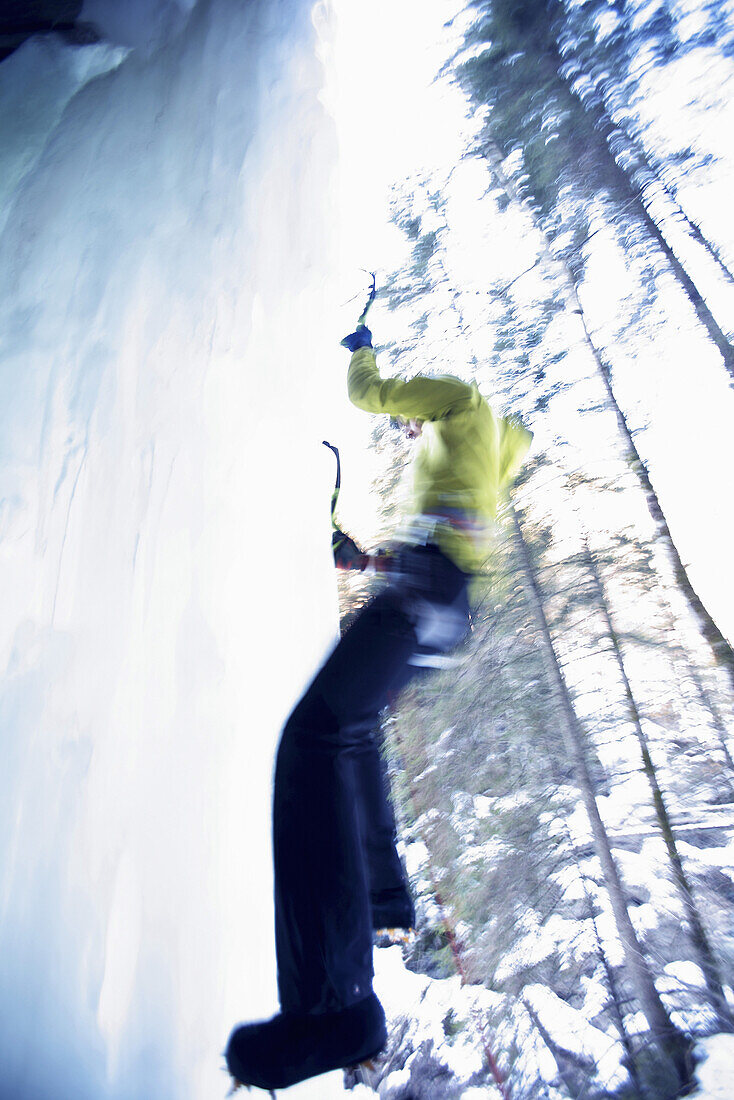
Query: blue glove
[[340, 325, 372, 352]]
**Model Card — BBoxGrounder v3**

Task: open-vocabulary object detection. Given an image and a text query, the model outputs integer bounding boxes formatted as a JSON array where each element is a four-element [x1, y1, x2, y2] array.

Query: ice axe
[[356, 270, 376, 326], [321, 440, 397, 575], [322, 440, 367, 571], [340, 271, 376, 348], [322, 440, 342, 527]]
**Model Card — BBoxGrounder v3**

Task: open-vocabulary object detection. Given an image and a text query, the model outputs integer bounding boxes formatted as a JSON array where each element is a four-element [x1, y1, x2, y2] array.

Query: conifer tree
[[452, 0, 734, 378], [560, 0, 734, 285], [469, 133, 734, 694], [582, 535, 732, 1030], [510, 502, 693, 1096], [449, 0, 734, 686]]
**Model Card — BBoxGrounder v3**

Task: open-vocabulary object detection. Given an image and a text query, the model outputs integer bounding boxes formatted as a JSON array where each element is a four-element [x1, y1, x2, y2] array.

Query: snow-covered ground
[[361, 941, 734, 1099]]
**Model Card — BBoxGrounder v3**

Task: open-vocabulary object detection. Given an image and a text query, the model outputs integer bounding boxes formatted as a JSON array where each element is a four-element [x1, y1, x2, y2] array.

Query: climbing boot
[[226, 992, 386, 1092]]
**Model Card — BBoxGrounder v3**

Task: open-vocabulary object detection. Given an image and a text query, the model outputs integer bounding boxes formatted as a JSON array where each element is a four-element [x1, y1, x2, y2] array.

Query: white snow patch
[[579, 971, 611, 1020], [691, 1034, 734, 1099], [373, 946, 505, 1091], [523, 985, 627, 1091], [678, 838, 734, 869], [474, 794, 493, 818], [664, 961, 707, 990], [381, 1067, 411, 1094], [495, 910, 595, 982], [414, 763, 439, 783], [404, 840, 431, 878], [629, 900, 666, 936], [459, 837, 507, 868]]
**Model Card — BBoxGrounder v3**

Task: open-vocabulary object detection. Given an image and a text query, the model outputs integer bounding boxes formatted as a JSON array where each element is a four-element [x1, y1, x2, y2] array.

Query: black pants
[[273, 545, 470, 1014]]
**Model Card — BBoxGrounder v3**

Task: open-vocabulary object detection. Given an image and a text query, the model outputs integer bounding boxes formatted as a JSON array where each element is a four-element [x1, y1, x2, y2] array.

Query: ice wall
[[0, 2, 345, 1097]]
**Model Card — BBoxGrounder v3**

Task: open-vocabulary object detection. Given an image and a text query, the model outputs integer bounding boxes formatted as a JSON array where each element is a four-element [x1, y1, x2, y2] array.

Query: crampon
[[228, 1054, 379, 1098], [227, 1078, 275, 1098], [374, 926, 414, 945]]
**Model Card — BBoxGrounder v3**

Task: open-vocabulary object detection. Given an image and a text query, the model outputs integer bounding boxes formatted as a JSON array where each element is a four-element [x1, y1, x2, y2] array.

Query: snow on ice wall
[[0, 2, 345, 1097]]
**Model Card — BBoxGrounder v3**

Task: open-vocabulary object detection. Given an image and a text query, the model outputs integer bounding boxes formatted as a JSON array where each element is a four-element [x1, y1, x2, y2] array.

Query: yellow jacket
[[347, 347, 532, 573]]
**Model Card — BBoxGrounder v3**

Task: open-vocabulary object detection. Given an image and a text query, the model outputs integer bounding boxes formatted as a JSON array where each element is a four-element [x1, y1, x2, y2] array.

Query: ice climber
[[225, 323, 532, 1093]]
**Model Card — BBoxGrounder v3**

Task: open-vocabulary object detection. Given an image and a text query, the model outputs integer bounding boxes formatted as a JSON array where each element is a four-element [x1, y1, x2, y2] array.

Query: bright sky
[[327, 0, 466, 277], [317, 0, 469, 537]]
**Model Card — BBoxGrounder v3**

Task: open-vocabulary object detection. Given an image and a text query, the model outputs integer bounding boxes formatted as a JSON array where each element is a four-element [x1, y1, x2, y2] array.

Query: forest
[[336, 1, 734, 1097]]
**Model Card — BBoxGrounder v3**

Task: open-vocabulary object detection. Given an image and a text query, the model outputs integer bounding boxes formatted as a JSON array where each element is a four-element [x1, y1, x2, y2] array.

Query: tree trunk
[[684, 660, 734, 783], [510, 505, 693, 1094], [574, 303, 734, 695], [589, 105, 734, 381], [557, 811, 651, 1099], [535, 0, 734, 381], [586, 888, 650, 1100], [479, 139, 734, 695], [388, 710, 512, 1100], [612, 119, 734, 288], [655, 589, 734, 791], [523, 997, 591, 1097], [583, 537, 733, 1030]]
